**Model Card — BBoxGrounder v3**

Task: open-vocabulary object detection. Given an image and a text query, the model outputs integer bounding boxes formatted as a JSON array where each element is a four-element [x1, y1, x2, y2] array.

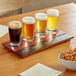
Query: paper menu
[[19, 63, 62, 76], [0, 25, 8, 37]]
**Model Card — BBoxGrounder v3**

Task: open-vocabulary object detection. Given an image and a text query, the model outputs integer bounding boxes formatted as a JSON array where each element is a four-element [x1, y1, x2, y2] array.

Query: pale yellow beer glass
[[35, 13, 47, 37], [47, 9, 59, 31]]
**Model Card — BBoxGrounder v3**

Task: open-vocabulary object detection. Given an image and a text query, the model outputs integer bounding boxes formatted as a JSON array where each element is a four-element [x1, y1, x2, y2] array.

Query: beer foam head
[[35, 13, 47, 20], [22, 16, 35, 24], [47, 9, 59, 16], [9, 21, 22, 29]]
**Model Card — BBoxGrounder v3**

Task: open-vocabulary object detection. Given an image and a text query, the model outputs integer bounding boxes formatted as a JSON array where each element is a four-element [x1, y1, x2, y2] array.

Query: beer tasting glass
[[35, 13, 47, 37], [9, 21, 22, 47], [47, 9, 59, 32], [22, 16, 35, 41]]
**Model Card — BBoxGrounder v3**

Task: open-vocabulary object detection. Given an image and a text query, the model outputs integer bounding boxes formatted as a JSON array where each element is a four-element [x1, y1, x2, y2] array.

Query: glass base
[[47, 29, 57, 32], [36, 33, 46, 38], [23, 37, 34, 42], [47, 29, 58, 34], [10, 42, 21, 47]]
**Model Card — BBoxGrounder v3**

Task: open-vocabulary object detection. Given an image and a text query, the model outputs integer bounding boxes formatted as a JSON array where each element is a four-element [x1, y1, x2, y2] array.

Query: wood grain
[[0, 3, 76, 76]]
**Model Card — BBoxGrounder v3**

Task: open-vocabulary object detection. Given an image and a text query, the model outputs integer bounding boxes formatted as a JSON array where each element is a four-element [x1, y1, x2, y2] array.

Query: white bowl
[[58, 53, 76, 70]]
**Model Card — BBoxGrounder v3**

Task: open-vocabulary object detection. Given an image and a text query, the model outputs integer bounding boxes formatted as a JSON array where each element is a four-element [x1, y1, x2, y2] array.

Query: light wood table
[[0, 3, 76, 76]]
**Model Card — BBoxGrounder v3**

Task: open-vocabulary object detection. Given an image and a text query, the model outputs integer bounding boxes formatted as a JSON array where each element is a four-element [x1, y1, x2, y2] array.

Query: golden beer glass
[[35, 13, 47, 37], [22, 16, 35, 41], [47, 9, 59, 32]]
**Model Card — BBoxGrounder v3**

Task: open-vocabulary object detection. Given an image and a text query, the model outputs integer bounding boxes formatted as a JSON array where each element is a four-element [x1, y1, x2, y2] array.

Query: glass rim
[[47, 9, 59, 16], [35, 13, 47, 20], [22, 16, 35, 24], [8, 21, 22, 29]]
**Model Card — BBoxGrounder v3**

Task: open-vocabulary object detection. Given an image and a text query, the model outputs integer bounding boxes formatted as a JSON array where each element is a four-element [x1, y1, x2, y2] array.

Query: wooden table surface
[[0, 3, 76, 76]]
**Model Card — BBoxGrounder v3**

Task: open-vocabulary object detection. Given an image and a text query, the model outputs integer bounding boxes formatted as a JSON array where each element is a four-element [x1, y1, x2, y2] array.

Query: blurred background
[[0, 0, 76, 17]]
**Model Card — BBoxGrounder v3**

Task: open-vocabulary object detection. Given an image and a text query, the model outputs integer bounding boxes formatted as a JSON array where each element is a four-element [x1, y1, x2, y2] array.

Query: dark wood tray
[[2, 31, 73, 57]]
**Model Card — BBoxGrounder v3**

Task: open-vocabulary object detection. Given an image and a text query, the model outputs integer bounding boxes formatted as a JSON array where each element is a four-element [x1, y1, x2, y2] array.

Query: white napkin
[[70, 37, 76, 50], [19, 63, 62, 76], [0, 25, 8, 37]]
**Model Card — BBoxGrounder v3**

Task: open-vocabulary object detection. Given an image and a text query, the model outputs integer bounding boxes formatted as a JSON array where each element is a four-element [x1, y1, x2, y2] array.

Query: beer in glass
[[47, 9, 59, 32], [9, 21, 22, 47], [22, 16, 35, 41], [35, 13, 47, 37]]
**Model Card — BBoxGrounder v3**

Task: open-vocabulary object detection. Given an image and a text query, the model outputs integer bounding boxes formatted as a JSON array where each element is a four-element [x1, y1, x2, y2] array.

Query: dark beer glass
[[9, 21, 22, 47]]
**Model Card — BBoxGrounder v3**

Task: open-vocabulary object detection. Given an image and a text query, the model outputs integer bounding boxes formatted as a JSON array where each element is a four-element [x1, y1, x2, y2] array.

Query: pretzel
[[61, 49, 76, 61]]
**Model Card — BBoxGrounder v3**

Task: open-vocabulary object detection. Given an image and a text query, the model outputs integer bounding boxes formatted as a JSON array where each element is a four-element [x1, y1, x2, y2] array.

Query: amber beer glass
[[22, 16, 35, 41], [35, 13, 47, 37], [9, 21, 22, 47], [47, 9, 59, 32]]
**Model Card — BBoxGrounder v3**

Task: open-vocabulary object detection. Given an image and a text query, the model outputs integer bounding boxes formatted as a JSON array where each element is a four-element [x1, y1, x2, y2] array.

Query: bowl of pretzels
[[58, 49, 76, 70]]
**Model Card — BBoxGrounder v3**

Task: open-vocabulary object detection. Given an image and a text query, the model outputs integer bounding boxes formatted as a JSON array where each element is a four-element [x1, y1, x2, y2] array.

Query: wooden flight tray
[[2, 30, 73, 57]]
